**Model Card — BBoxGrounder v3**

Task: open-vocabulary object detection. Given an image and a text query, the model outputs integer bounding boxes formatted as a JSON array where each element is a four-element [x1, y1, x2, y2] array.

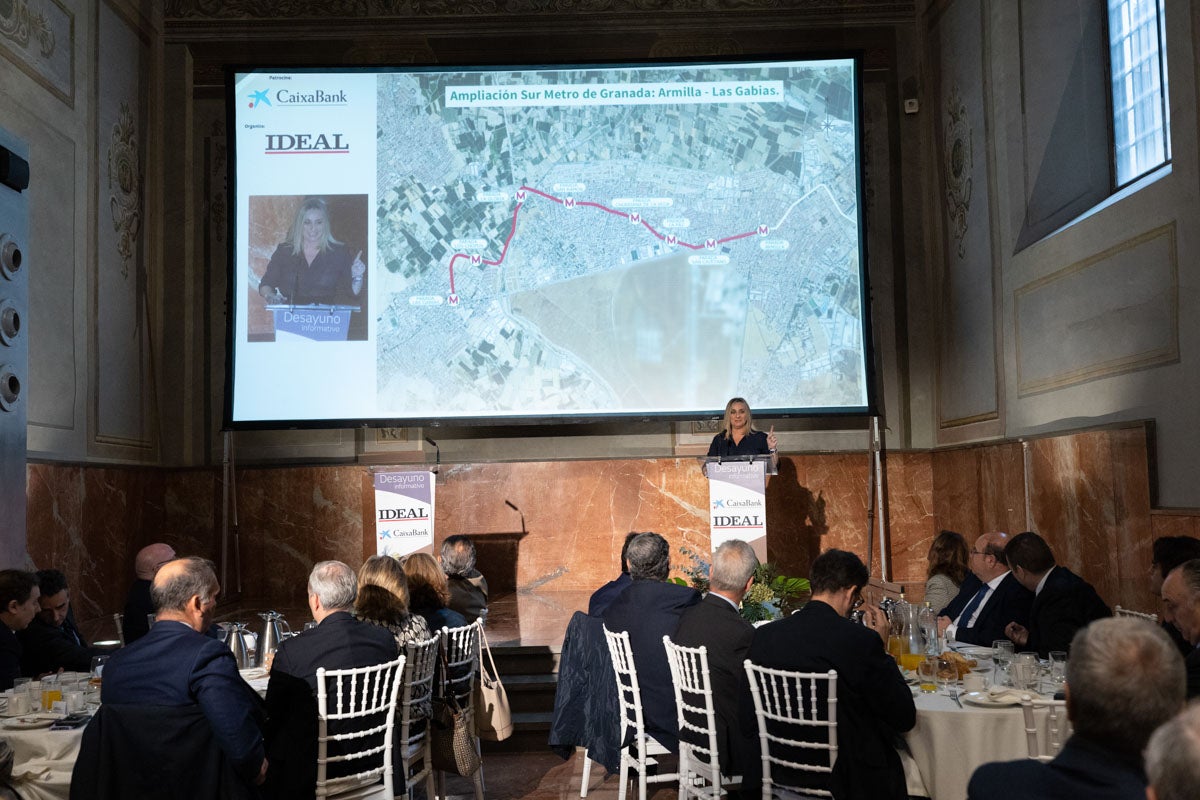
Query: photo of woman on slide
[[249, 194, 368, 341]]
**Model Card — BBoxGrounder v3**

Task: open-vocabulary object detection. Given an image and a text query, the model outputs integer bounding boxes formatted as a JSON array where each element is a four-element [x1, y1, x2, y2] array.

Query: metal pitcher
[[255, 611, 290, 667], [224, 622, 251, 669]]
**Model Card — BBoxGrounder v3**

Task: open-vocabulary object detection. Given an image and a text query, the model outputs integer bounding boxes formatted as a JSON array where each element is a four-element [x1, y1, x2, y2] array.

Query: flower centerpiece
[[672, 545, 810, 622]]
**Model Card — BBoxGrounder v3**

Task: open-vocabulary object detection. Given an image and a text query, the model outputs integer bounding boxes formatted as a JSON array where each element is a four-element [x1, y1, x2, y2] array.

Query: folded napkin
[[986, 687, 1037, 702]]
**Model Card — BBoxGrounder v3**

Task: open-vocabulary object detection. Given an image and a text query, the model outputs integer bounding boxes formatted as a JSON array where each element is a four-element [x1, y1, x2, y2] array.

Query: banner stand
[[372, 470, 436, 558]]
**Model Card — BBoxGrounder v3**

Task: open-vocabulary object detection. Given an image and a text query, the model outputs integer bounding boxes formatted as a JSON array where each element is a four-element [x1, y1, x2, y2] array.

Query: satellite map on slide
[[374, 63, 866, 416]]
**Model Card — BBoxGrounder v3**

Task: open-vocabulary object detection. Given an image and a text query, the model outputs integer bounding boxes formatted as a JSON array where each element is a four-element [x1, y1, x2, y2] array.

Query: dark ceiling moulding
[[163, 0, 916, 25]]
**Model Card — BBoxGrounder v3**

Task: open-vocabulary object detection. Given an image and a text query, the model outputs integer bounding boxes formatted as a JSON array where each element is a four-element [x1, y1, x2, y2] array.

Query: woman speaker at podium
[[707, 397, 778, 463], [258, 196, 365, 307]]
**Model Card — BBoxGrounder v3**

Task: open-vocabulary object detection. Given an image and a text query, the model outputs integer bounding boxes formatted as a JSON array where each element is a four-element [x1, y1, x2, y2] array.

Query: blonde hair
[[403, 552, 450, 609], [358, 555, 410, 609], [720, 397, 754, 441], [288, 197, 342, 255]]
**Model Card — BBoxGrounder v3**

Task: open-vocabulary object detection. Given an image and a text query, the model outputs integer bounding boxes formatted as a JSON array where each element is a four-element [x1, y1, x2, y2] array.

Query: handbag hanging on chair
[[431, 650, 483, 777], [473, 627, 513, 741]]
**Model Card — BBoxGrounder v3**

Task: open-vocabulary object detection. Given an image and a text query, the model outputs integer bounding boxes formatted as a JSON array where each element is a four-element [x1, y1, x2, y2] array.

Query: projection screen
[[226, 58, 871, 426]]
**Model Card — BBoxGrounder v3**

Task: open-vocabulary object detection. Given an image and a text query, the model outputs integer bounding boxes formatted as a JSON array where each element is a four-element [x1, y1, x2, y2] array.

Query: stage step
[[480, 644, 562, 753]]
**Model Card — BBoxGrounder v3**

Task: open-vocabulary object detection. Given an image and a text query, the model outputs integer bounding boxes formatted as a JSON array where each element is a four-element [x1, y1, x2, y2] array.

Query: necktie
[[955, 584, 990, 629]]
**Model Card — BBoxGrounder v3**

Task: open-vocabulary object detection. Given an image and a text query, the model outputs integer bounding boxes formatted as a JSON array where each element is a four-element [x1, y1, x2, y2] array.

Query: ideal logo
[[378, 508, 428, 520], [264, 133, 349, 154]]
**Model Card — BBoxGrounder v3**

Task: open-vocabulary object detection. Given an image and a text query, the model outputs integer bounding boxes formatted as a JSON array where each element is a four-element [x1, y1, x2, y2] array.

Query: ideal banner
[[706, 460, 767, 561], [373, 470, 435, 558]]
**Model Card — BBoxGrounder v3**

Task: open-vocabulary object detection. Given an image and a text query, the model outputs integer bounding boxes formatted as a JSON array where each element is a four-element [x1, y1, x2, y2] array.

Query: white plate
[[961, 691, 1022, 707], [4, 716, 56, 729], [952, 645, 996, 658]]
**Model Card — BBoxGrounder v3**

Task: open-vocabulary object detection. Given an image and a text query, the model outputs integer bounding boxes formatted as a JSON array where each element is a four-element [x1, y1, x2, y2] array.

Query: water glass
[[13, 676, 32, 703], [963, 666, 991, 694], [1013, 652, 1040, 692], [992, 640, 1014, 686], [1047, 650, 1068, 688], [90, 655, 109, 683]]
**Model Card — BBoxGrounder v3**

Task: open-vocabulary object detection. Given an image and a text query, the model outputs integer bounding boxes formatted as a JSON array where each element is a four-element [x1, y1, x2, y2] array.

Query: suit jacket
[[101, 620, 266, 785], [446, 571, 489, 623], [947, 572, 1034, 647], [0, 623, 21, 691], [1026, 566, 1111, 657], [588, 572, 632, 616], [263, 611, 398, 800], [967, 734, 1146, 800], [940, 572, 983, 620], [122, 578, 154, 644], [1185, 645, 1200, 699], [673, 593, 755, 776], [602, 579, 702, 752], [743, 600, 916, 800], [19, 614, 95, 675]]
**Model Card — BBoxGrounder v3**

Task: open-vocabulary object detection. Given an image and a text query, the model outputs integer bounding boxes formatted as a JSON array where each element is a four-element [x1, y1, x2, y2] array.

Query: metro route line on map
[[444, 184, 768, 297]]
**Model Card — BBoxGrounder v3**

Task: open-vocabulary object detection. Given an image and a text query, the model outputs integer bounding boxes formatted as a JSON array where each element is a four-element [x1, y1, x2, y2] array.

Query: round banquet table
[[904, 690, 1059, 800], [2, 721, 85, 800]]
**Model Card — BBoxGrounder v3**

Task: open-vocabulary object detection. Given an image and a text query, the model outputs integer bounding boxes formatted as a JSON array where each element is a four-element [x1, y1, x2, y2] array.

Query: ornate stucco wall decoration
[[0, 0, 55, 57], [107, 103, 142, 279], [943, 84, 972, 259]]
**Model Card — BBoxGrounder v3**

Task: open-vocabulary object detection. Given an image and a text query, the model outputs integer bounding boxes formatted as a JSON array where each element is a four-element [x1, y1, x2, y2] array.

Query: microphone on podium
[[505, 500, 526, 534]]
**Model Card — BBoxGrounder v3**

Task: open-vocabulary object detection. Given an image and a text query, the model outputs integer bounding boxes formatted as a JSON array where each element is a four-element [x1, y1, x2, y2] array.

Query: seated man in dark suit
[[263, 560, 399, 800], [602, 531, 701, 752], [122, 542, 175, 644], [441, 535, 489, 623], [1160, 559, 1200, 698], [744, 549, 915, 800], [19, 569, 98, 676], [937, 531, 1034, 646], [1145, 702, 1200, 800], [673, 539, 758, 778], [1002, 531, 1111, 657], [587, 531, 639, 616], [1151, 536, 1200, 655], [968, 617, 1184, 800], [101, 557, 267, 788], [0, 570, 40, 691]]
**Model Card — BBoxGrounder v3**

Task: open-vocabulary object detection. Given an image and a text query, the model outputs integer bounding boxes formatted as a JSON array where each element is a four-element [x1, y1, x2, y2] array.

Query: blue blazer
[[101, 620, 265, 783], [602, 579, 702, 751], [968, 734, 1146, 800]]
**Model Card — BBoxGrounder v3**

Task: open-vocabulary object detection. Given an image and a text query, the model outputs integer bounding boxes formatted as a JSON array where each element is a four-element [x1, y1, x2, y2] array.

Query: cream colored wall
[[924, 0, 1200, 507], [3, 0, 163, 468]]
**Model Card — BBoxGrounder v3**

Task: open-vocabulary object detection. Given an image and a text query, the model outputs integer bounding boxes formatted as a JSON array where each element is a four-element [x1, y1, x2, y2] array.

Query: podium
[[703, 455, 773, 560], [265, 303, 360, 342]]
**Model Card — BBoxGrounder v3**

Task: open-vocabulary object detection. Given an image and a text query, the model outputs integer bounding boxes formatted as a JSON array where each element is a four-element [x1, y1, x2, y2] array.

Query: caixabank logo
[[247, 86, 349, 109]]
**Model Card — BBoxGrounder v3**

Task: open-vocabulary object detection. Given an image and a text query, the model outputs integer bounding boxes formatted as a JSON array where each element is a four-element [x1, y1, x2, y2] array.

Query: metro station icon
[[470, 254, 482, 266], [666, 234, 677, 246], [448, 294, 460, 306], [705, 238, 717, 250], [564, 197, 576, 209], [629, 212, 641, 224], [758, 224, 769, 236], [516, 189, 526, 202]]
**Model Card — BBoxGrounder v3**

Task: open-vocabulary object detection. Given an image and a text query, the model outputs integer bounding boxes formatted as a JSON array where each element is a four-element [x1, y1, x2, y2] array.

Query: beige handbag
[[473, 627, 513, 741]]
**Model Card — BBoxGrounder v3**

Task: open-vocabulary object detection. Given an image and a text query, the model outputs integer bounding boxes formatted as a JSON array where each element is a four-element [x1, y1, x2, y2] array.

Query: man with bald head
[[123, 542, 175, 643], [101, 557, 267, 788], [937, 531, 1033, 647], [1160, 559, 1200, 698]]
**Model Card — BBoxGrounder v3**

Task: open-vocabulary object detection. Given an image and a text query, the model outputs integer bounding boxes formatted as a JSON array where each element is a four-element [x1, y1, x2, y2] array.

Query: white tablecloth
[[904, 690, 1056, 800], [3, 722, 84, 800]]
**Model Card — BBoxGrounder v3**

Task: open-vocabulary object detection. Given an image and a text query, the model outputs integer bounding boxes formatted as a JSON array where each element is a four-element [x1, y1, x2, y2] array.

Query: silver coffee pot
[[255, 611, 290, 667], [223, 622, 252, 669]]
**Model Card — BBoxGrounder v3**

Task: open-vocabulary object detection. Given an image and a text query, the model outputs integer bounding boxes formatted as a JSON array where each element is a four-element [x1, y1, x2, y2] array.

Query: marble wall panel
[[931, 441, 1026, 539], [26, 428, 1181, 630]]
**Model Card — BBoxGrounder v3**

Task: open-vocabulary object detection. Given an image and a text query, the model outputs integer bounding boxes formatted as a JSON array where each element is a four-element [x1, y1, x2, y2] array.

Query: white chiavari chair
[[603, 626, 678, 800], [664, 636, 740, 800], [744, 661, 838, 800]]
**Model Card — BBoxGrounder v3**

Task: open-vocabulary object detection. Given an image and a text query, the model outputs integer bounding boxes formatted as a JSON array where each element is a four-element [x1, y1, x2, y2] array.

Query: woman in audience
[[354, 554, 431, 648], [403, 553, 468, 632], [924, 530, 969, 613]]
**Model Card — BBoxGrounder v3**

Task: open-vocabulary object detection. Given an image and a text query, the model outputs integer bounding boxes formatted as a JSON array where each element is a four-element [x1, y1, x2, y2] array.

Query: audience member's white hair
[[708, 539, 758, 594], [1146, 701, 1200, 800], [308, 560, 357, 610]]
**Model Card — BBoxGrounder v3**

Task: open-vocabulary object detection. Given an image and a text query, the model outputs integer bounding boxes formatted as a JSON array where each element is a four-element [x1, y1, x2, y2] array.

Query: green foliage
[[675, 545, 810, 622]]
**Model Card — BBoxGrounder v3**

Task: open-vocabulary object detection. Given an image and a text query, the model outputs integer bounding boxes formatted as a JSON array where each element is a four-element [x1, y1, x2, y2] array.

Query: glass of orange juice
[[899, 652, 925, 672], [886, 635, 905, 663], [40, 674, 62, 711]]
